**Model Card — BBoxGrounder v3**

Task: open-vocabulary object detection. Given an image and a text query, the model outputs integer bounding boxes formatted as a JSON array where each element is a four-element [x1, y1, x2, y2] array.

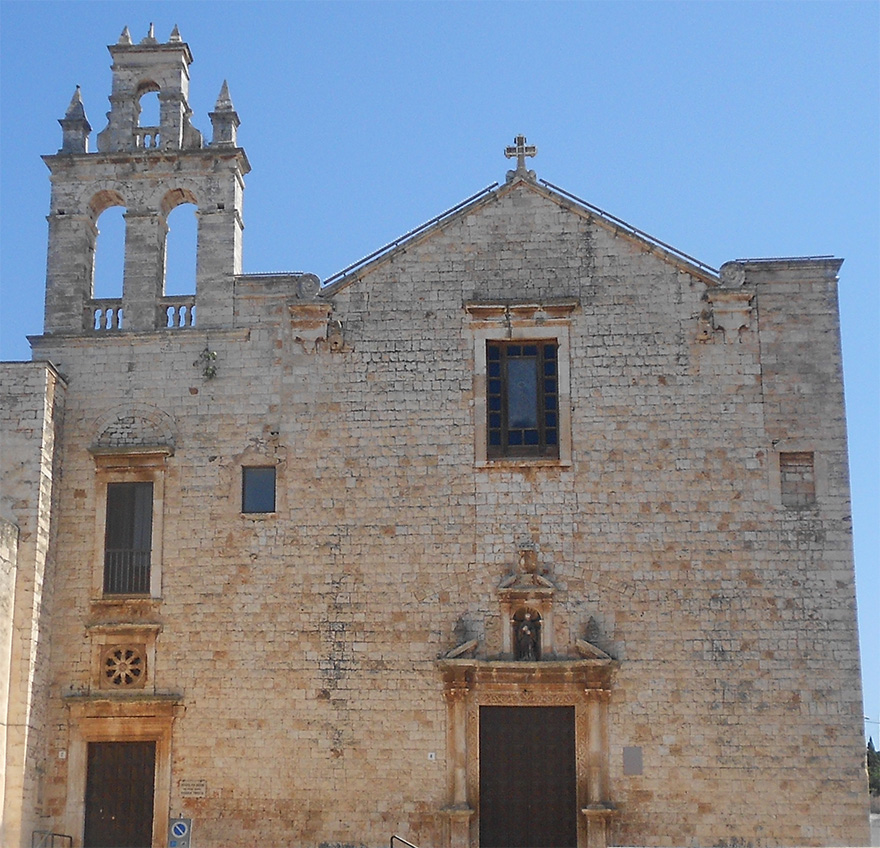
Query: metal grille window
[[104, 482, 152, 594], [242, 466, 276, 513], [487, 341, 559, 458]]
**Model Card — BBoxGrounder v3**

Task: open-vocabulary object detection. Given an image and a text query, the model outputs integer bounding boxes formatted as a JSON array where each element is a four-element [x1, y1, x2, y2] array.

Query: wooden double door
[[479, 706, 577, 848], [84, 741, 156, 848]]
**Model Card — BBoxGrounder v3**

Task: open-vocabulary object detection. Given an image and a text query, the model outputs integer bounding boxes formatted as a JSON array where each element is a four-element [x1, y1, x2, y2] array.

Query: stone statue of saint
[[514, 611, 540, 661]]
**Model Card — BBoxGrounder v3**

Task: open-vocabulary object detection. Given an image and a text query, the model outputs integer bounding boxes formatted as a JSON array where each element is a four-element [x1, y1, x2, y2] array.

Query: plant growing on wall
[[195, 348, 217, 379]]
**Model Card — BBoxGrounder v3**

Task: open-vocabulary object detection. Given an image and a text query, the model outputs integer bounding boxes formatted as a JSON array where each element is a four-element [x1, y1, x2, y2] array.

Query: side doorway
[[479, 706, 577, 848], [84, 741, 156, 848]]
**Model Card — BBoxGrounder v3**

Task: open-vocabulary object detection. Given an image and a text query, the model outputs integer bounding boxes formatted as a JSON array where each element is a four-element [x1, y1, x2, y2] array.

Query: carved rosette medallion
[[100, 644, 147, 689]]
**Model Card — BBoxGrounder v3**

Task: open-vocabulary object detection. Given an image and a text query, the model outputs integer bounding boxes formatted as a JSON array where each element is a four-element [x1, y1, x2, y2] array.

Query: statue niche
[[513, 608, 541, 661], [497, 543, 556, 659]]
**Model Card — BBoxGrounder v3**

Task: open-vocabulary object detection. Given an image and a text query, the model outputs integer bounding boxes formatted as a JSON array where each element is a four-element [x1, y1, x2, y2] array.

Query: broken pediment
[[498, 544, 557, 597], [444, 639, 479, 660], [575, 638, 612, 661]]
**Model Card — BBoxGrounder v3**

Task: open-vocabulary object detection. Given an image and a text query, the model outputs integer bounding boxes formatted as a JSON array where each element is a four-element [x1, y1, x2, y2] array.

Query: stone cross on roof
[[505, 134, 537, 183]]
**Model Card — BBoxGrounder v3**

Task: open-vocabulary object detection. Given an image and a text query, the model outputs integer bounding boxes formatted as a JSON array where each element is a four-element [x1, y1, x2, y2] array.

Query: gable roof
[[320, 176, 720, 298]]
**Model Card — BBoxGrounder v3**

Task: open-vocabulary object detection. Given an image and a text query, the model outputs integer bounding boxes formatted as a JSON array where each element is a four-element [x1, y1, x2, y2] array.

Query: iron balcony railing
[[103, 549, 151, 595], [32, 832, 73, 848]]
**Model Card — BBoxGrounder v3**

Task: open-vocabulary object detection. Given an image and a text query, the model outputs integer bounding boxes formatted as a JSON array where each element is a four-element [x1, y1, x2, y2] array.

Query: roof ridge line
[[539, 179, 719, 277], [322, 183, 499, 287]]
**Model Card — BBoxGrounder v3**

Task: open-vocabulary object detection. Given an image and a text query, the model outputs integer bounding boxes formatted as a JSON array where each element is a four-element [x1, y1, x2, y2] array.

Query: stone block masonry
[[0, 26, 868, 848]]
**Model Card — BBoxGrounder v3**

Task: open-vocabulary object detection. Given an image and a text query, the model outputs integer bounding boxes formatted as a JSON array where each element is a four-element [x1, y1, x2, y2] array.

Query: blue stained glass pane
[[546, 430, 558, 444], [487, 345, 501, 360], [508, 431, 523, 445], [488, 379, 502, 394], [524, 430, 540, 445], [545, 412, 557, 427], [508, 345, 522, 357], [544, 361, 557, 376], [489, 413, 502, 428], [544, 379, 557, 394], [507, 357, 538, 429], [488, 362, 501, 377], [523, 344, 538, 357], [489, 432, 501, 446], [489, 396, 501, 411], [544, 345, 557, 359]]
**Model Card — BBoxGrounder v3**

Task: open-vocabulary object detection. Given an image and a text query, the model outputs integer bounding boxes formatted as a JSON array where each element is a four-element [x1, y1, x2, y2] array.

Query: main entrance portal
[[84, 741, 156, 848], [479, 706, 577, 848]]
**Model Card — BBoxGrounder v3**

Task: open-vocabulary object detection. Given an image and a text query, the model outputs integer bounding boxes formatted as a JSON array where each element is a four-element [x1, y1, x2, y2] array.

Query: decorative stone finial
[[505, 134, 537, 183], [210, 80, 240, 147], [141, 23, 158, 45], [118, 26, 132, 45], [214, 80, 235, 112], [169, 25, 182, 43], [58, 86, 92, 154], [65, 86, 88, 121]]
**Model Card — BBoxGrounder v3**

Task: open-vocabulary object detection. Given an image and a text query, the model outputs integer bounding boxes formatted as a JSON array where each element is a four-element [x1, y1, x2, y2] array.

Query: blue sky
[[1, 1, 878, 742]]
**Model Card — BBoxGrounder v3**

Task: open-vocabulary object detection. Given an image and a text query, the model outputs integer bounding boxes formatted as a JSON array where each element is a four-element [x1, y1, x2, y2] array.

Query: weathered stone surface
[[0, 30, 868, 848], [0, 362, 66, 848]]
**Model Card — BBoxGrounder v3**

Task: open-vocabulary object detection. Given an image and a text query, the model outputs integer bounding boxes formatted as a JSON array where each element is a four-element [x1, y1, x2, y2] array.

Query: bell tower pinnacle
[[41, 26, 250, 336], [209, 81, 240, 148], [58, 87, 92, 154], [96, 23, 202, 152]]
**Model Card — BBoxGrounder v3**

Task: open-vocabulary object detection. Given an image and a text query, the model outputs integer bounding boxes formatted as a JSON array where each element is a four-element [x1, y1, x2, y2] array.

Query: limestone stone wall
[[27, 181, 868, 847], [0, 515, 19, 839], [0, 362, 65, 848]]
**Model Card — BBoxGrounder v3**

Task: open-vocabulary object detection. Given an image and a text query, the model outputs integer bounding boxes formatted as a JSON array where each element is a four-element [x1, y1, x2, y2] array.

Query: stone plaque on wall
[[179, 779, 207, 799]]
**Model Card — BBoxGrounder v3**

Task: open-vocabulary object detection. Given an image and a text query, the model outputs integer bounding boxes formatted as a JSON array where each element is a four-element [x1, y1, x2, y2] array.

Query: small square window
[[779, 452, 816, 508], [242, 467, 276, 513], [487, 341, 559, 459]]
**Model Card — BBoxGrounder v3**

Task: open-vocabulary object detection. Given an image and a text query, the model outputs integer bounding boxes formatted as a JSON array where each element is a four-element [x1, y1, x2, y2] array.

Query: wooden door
[[84, 741, 156, 848], [479, 706, 577, 848]]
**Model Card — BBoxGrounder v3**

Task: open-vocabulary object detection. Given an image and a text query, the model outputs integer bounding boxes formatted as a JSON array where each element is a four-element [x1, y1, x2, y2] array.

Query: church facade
[[0, 27, 869, 848]]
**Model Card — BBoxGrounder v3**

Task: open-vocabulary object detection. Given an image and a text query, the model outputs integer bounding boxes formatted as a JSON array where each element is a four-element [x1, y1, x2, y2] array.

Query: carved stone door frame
[[63, 696, 182, 848], [438, 659, 616, 848]]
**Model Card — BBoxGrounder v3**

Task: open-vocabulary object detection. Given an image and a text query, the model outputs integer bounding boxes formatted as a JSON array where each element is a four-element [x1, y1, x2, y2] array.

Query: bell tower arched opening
[[163, 203, 198, 298], [93, 207, 126, 302], [135, 84, 161, 148]]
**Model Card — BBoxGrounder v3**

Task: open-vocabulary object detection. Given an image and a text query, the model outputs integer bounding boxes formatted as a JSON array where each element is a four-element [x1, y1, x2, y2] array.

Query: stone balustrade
[[86, 296, 196, 331], [133, 127, 161, 149], [87, 300, 123, 330], [160, 295, 196, 328]]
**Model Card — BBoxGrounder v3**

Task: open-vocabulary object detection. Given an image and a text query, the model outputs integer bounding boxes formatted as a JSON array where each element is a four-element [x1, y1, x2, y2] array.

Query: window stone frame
[[466, 299, 576, 468], [768, 441, 824, 510], [91, 447, 171, 601]]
